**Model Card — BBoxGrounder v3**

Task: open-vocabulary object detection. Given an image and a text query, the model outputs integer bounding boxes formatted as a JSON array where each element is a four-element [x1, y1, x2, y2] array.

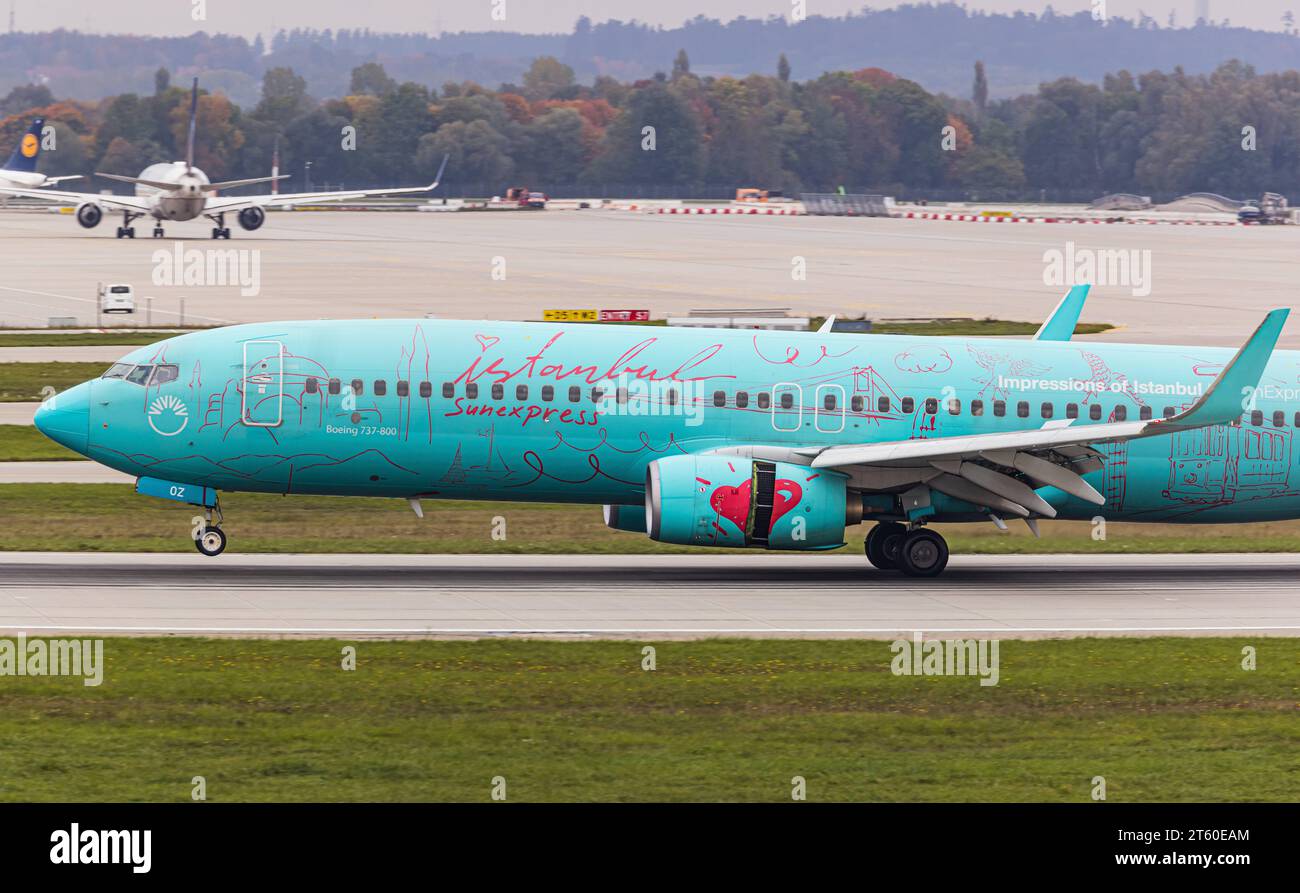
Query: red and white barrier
[[896, 211, 1246, 226]]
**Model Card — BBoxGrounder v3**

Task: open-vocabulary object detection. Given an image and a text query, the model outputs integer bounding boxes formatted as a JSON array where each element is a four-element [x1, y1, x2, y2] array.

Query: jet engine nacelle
[[645, 455, 860, 550], [237, 207, 266, 231], [75, 202, 103, 229]]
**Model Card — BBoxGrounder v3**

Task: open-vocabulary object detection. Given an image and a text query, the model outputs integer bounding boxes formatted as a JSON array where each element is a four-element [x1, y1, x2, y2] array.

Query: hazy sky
[[7, 1, 1290, 38]]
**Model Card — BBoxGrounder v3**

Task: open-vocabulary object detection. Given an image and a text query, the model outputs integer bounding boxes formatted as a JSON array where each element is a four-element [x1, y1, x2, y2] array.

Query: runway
[[0, 552, 1297, 638], [2, 210, 1298, 347]]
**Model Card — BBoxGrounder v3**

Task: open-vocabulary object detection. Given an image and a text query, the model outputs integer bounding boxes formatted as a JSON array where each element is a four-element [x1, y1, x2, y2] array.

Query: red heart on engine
[[709, 481, 751, 538], [771, 479, 803, 527]]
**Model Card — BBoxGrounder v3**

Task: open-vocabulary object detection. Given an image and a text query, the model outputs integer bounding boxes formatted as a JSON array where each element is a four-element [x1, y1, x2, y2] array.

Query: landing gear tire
[[153, 226, 165, 238], [211, 227, 231, 240], [195, 526, 227, 557], [898, 529, 949, 578], [865, 521, 907, 570]]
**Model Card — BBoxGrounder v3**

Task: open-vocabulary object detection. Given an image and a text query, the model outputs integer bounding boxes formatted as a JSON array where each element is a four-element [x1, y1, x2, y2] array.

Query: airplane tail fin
[[185, 78, 198, 173], [3, 118, 45, 174]]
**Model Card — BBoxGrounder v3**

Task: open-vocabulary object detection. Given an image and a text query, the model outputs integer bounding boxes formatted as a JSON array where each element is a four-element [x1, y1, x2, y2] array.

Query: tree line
[[1, 55, 1296, 201]]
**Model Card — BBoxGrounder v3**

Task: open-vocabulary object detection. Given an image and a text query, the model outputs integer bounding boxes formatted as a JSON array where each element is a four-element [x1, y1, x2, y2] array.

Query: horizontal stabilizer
[[95, 172, 182, 191], [207, 174, 290, 192]]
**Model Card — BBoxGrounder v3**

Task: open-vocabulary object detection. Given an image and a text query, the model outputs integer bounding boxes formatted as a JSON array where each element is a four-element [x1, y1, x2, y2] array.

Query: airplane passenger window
[[1017, 401, 1029, 418], [396, 380, 409, 397], [714, 390, 726, 407], [1251, 409, 1263, 426], [1139, 405, 1151, 420], [126, 365, 154, 385], [516, 384, 528, 401], [351, 379, 363, 395], [823, 393, 837, 411], [1295, 412, 1300, 427], [328, 378, 341, 395], [993, 400, 1005, 417], [736, 392, 749, 408], [542, 386, 554, 402], [373, 380, 386, 396], [102, 363, 133, 380], [492, 384, 503, 400], [878, 396, 890, 413], [466, 383, 478, 399], [850, 396, 863, 412], [1066, 403, 1078, 419], [590, 387, 605, 403], [947, 399, 960, 415], [616, 388, 627, 404], [925, 397, 938, 414], [758, 393, 770, 410], [1163, 406, 1175, 418], [441, 383, 454, 398], [1114, 405, 1127, 421], [152, 365, 180, 385], [780, 393, 794, 410], [568, 386, 581, 403], [1274, 410, 1285, 427], [1089, 404, 1102, 421], [971, 400, 984, 417], [305, 378, 319, 394], [1041, 402, 1053, 419], [901, 397, 914, 413], [419, 382, 432, 398], [666, 388, 678, 406]]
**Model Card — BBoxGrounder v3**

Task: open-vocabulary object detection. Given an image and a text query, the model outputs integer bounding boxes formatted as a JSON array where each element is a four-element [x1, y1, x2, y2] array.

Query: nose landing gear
[[865, 523, 949, 577], [194, 503, 227, 557]]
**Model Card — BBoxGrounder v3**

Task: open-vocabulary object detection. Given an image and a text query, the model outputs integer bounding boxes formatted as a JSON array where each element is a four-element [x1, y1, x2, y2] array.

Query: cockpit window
[[151, 365, 179, 385], [102, 363, 133, 380], [125, 365, 154, 385]]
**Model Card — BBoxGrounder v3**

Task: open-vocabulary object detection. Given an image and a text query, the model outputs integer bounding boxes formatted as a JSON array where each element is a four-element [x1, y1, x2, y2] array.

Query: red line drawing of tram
[[1164, 419, 1293, 504]]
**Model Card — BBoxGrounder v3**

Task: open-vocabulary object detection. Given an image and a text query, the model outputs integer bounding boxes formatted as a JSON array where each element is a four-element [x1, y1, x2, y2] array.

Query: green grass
[[2, 483, 1299, 554], [0, 425, 79, 460], [0, 637, 1294, 802], [0, 331, 200, 347], [0, 363, 105, 401], [809, 316, 1114, 337]]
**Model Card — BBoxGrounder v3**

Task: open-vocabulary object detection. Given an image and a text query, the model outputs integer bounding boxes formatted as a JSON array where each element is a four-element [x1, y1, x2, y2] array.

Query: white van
[[99, 283, 135, 314]]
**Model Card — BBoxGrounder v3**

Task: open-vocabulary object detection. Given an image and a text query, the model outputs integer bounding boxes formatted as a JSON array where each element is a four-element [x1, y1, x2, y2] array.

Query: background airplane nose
[[33, 380, 92, 455]]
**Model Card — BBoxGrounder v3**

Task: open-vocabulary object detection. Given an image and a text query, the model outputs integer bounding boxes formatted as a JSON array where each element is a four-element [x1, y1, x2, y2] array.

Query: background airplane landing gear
[[195, 526, 226, 557], [865, 521, 907, 570], [897, 528, 949, 578], [153, 226, 165, 238], [115, 226, 135, 239], [211, 227, 231, 239]]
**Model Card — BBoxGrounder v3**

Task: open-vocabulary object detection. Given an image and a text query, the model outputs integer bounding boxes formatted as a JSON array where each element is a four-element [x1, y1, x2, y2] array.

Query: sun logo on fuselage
[[147, 394, 189, 436]]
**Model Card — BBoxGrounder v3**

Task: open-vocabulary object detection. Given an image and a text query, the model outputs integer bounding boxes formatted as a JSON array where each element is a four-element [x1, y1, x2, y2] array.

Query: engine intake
[[238, 207, 266, 231], [645, 455, 860, 550], [75, 202, 103, 229]]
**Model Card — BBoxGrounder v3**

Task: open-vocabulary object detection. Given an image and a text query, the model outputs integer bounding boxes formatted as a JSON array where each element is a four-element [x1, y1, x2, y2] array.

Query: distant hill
[[2, 6, 1299, 104]]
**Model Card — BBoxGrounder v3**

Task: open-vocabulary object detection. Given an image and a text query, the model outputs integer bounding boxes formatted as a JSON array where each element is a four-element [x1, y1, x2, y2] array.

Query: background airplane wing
[[0, 185, 151, 212], [206, 154, 448, 213], [753, 308, 1288, 519]]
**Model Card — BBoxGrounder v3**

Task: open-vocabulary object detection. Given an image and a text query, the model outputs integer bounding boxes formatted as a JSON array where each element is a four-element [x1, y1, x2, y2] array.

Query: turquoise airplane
[[32, 287, 1295, 576]]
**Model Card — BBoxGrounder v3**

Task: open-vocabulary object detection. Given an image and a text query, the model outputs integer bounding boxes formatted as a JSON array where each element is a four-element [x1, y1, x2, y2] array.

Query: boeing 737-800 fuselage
[[32, 310, 1296, 575]]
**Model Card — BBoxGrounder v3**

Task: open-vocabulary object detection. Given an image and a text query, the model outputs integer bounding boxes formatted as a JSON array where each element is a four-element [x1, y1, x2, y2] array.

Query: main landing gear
[[865, 522, 949, 578], [194, 503, 227, 557], [206, 211, 231, 240], [115, 211, 142, 239]]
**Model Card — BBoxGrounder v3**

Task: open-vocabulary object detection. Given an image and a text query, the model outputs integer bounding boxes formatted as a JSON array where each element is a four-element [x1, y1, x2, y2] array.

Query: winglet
[[1033, 284, 1090, 341], [817, 315, 836, 334], [1159, 308, 1289, 431], [428, 153, 449, 191]]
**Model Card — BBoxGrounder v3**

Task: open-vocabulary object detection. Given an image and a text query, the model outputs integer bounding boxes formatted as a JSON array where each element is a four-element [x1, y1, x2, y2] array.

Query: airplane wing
[[203, 154, 448, 213], [763, 308, 1287, 520], [0, 184, 151, 212]]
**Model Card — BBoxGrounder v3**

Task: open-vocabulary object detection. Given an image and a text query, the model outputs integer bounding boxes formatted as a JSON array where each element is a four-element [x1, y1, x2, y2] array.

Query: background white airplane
[[0, 117, 83, 189], [0, 79, 447, 238]]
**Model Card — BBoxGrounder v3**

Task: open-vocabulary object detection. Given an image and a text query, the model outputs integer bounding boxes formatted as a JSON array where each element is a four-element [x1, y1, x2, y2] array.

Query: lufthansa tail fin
[[3, 118, 45, 174]]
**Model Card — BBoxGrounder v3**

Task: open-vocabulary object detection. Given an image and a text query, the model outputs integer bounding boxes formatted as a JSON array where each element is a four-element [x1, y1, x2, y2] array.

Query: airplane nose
[[33, 380, 92, 455]]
